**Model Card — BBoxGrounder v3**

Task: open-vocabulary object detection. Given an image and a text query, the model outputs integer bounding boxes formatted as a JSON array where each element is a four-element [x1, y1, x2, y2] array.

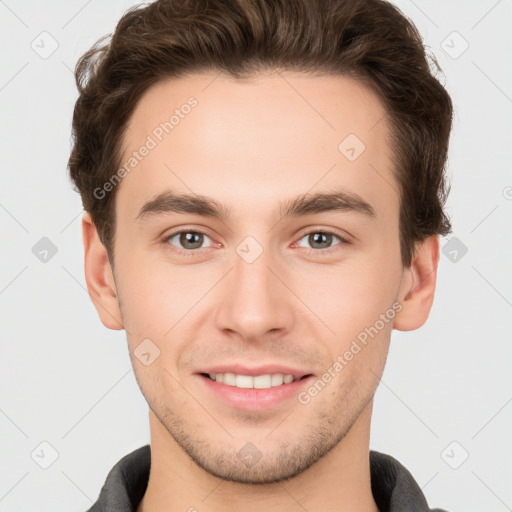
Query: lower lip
[[197, 374, 313, 411]]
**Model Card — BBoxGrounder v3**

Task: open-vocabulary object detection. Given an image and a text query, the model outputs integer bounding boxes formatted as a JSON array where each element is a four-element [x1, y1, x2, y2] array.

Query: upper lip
[[197, 364, 312, 378]]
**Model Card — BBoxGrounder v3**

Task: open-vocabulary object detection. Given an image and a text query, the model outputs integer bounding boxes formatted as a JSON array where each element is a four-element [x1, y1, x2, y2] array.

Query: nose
[[214, 241, 295, 343]]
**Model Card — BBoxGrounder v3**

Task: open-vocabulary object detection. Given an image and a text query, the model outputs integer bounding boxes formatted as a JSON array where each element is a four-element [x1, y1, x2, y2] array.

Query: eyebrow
[[135, 188, 376, 222]]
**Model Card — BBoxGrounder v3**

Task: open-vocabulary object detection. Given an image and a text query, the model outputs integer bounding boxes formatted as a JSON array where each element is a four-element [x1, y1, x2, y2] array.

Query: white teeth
[[271, 374, 284, 386], [235, 375, 253, 388], [253, 375, 272, 389], [209, 372, 299, 389], [223, 373, 236, 386]]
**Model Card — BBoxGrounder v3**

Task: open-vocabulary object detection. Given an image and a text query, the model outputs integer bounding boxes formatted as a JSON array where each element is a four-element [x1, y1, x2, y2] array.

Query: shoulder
[[370, 450, 449, 512]]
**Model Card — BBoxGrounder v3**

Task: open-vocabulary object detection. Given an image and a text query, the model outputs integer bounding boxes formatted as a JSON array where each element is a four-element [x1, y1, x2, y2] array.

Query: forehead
[[117, 71, 397, 221]]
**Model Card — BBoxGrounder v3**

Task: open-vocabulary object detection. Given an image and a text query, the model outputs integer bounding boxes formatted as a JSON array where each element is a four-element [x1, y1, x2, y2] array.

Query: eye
[[164, 229, 216, 253], [295, 230, 347, 253]]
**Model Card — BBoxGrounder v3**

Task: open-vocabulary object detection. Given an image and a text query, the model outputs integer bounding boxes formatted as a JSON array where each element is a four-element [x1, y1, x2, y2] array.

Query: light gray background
[[1, 1, 511, 511]]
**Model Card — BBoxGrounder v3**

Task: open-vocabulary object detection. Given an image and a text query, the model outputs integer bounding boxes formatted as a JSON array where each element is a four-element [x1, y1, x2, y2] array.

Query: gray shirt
[[86, 445, 448, 512]]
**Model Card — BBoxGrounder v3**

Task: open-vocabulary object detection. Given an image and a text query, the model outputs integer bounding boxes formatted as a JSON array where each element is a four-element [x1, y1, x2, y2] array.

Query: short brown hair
[[68, 0, 452, 267]]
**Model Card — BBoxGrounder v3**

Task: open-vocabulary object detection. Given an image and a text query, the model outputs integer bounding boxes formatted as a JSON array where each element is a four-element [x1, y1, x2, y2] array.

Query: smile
[[205, 372, 304, 389]]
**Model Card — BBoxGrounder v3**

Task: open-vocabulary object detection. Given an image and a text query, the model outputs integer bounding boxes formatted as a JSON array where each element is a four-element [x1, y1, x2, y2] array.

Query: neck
[[137, 402, 379, 512]]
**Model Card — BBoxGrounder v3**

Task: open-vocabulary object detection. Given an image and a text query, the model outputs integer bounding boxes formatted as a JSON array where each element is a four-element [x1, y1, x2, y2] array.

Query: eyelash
[[161, 227, 350, 257]]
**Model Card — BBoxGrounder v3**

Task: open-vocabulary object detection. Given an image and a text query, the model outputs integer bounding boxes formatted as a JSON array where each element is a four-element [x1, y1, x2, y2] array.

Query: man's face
[[108, 71, 408, 483]]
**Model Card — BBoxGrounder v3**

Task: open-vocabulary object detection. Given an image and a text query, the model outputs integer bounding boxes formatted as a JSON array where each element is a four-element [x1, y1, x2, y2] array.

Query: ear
[[82, 212, 124, 330], [394, 235, 440, 331]]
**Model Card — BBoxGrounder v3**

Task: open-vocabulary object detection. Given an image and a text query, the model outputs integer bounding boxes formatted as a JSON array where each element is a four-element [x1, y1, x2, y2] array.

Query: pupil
[[181, 232, 203, 249], [310, 232, 331, 249]]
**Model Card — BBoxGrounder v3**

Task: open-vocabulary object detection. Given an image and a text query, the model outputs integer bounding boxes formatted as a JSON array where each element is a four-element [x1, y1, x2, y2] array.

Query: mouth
[[196, 367, 314, 411], [200, 372, 312, 389]]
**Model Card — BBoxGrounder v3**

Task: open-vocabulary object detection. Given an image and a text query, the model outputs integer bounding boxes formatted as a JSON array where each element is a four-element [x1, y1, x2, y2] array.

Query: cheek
[[292, 252, 400, 384], [299, 257, 401, 331], [116, 254, 218, 348]]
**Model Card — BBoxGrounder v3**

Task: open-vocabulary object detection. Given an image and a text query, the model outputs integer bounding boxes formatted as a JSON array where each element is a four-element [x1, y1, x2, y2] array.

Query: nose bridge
[[214, 234, 293, 339]]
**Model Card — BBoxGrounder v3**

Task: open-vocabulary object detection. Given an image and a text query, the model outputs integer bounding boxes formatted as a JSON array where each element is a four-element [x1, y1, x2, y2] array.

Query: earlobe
[[82, 212, 124, 330], [394, 235, 440, 331]]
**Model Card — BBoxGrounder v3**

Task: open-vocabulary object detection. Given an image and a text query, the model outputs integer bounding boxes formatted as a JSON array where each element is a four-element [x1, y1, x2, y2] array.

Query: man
[[68, 0, 452, 510]]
